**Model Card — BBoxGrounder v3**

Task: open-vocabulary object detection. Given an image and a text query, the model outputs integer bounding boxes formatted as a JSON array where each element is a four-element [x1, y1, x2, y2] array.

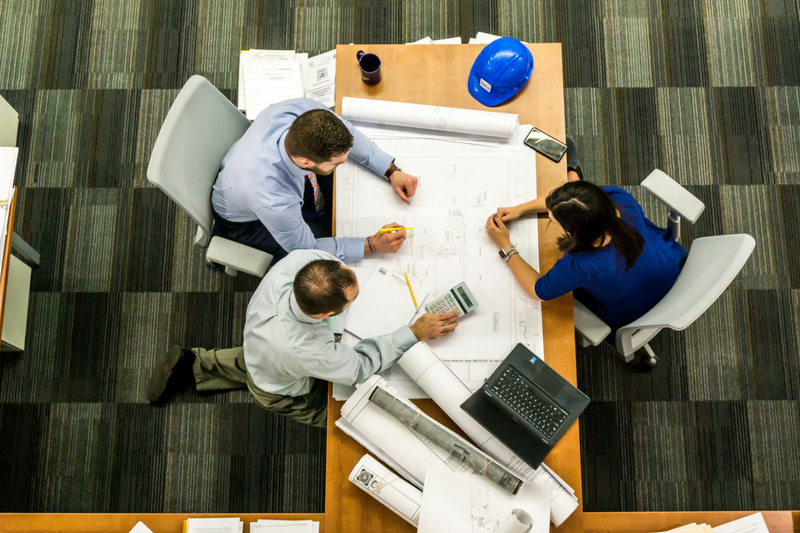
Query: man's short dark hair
[[284, 109, 354, 163], [293, 260, 358, 315]]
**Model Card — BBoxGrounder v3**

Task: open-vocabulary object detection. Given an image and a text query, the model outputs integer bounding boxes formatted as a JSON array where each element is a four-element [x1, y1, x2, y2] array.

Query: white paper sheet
[[417, 470, 549, 533], [339, 375, 521, 489], [296, 52, 309, 88], [342, 97, 520, 139], [407, 37, 434, 44], [344, 260, 426, 339], [237, 49, 295, 111], [472, 32, 529, 45], [349, 454, 423, 525], [335, 123, 543, 399], [474, 31, 503, 44], [243, 58, 304, 120], [305, 50, 336, 108], [712, 513, 770, 533], [434, 36, 462, 44], [129, 522, 154, 533]]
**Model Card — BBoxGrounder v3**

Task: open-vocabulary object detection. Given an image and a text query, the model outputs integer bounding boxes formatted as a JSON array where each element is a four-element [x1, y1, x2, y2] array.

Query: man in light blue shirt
[[211, 98, 419, 262], [147, 250, 458, 427]]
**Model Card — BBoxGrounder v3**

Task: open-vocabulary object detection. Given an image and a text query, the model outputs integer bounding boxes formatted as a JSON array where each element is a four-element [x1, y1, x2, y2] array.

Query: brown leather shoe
[[147, 346, 195, 405]]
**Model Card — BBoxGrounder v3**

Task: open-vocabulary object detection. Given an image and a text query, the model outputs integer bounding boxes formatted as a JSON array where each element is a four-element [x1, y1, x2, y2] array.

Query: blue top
[[535, 186, 687, 333], [212, 98, 396, 261]]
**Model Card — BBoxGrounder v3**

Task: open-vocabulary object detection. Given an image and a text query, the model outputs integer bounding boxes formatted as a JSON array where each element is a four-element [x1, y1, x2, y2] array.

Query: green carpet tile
[[0, 0, 798, 513]]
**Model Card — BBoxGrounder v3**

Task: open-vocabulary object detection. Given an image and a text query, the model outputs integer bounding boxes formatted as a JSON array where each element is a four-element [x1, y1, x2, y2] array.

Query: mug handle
[[357, 50, 365, 61]]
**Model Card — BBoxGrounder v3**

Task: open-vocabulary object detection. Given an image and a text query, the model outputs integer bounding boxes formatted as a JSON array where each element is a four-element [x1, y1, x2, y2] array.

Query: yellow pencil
[[404, 272, 418, 307], [379, 226, 414, 233]]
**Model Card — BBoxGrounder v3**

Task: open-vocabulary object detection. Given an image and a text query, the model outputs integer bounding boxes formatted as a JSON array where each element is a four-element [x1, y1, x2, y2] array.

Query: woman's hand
[[496, 205, 522, 223], [486, 214, 512, 249]]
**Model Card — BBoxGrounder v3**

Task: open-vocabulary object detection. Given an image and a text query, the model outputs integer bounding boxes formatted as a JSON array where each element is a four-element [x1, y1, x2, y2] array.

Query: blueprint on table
[[335, 124, 545, 400]]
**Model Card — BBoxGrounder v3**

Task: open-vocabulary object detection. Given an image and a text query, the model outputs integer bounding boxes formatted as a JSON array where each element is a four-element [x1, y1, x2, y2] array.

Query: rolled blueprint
[[340, 375, 523, 493], [348, 454, 423, 526], [342, 97, 520, 139], [397, 342, 580, 526], [369, 387, 524, 494], [497, 509, 534, 533]]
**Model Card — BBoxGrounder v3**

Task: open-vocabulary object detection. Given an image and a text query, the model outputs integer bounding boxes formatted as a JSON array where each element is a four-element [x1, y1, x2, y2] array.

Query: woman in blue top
[[485, 145, 687, 342]]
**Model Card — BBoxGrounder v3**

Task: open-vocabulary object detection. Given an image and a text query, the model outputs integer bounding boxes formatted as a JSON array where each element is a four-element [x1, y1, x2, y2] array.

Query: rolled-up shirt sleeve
[[255, 202, 364, 261], [304, 325, 419, 386], [341, 119, 395, 177]]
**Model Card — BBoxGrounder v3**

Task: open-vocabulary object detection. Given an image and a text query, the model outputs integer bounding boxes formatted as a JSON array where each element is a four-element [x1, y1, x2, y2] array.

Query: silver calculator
[[425, 282, 479, 317]]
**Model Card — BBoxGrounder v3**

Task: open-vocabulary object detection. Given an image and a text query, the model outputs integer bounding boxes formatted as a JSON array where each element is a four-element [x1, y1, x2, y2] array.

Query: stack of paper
[[184, 517, 243, 533], [252, 519, 320, 533], [238, 49, 336, 119], [652, 513, 771, 533]]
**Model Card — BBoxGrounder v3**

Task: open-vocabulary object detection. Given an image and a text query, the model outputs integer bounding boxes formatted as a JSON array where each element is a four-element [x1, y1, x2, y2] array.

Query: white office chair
[[147, 75, 272, 277], [573, 169, 756, 366]]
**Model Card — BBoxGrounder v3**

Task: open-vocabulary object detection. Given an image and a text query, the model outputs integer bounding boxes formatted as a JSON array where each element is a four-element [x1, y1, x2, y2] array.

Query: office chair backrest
[[616, 234, 756, 355], [147, 75, 250, 247]]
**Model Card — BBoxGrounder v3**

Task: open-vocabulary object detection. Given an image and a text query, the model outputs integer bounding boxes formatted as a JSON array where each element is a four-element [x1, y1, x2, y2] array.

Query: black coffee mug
[[357, 50, 381, 85]]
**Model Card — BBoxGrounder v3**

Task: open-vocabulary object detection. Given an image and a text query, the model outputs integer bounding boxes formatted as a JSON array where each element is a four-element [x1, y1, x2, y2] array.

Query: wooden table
[[324, 44, 799, 533], [325, 42, 577, 533]]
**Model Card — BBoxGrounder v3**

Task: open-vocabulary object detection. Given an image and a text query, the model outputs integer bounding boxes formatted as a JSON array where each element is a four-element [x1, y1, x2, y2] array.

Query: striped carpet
[[0, 0, 798, 514]]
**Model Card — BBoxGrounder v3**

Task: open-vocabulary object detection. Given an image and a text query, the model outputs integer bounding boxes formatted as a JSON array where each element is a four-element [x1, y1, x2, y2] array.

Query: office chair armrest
[[206, 236, 273, 277], [573, 299, 611, 347], [641, 169, 705, 224]]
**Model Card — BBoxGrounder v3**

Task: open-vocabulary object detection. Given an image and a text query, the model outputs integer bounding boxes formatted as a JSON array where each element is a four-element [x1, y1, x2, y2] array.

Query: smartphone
[[524, 127, 567, 162]]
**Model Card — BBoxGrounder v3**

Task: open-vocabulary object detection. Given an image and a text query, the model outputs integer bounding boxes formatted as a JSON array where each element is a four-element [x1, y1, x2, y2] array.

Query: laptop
[[460, 343, 590, 469]]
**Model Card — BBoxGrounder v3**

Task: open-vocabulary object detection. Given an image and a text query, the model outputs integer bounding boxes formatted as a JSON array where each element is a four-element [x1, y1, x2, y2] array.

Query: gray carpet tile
[[1, 0, 799, 515]]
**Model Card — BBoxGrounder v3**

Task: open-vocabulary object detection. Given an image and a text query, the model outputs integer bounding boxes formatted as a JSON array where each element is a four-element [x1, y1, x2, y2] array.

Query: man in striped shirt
[[147, 249, 458, 427]]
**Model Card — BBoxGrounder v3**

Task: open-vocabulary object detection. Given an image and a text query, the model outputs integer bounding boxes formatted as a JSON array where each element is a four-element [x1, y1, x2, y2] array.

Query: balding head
[[293, 260, 359, 316]]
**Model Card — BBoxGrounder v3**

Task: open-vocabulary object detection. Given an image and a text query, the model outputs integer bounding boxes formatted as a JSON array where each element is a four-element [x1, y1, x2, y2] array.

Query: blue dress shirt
[[212, 98, 396, 261], [535, 186, 688, 335]]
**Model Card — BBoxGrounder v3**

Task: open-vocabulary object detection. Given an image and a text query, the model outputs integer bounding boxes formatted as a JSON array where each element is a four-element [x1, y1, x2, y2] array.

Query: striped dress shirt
[[244, 249, 419, 396]]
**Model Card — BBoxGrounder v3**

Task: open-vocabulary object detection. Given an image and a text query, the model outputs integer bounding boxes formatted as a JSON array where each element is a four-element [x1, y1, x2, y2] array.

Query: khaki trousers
[[192, 347, 328, 428]]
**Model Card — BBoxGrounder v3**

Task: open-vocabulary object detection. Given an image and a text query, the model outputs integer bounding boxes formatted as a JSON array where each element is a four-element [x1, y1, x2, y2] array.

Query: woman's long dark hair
[[545, 181, 645, 272]]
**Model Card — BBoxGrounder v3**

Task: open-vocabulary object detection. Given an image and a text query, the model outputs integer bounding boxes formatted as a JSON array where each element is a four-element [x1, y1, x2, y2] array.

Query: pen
[[404, 272, 418, 308], [379, 226, 414, 233]]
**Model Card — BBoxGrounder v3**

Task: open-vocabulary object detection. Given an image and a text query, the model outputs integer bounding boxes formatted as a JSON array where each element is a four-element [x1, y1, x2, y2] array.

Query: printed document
[[417, 470, 550, 533], [243, 59, 303, 120], [237, 49, 295, 111], [344, 260, 426, 340], [305, 50, 336, 108]]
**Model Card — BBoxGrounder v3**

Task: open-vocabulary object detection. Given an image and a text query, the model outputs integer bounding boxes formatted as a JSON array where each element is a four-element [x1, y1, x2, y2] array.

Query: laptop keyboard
[[491, 366, 569, 438]]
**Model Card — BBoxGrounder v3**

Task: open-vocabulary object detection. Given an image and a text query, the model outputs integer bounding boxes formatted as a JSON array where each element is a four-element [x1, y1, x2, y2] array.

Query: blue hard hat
[[468, 37, 533, 107]]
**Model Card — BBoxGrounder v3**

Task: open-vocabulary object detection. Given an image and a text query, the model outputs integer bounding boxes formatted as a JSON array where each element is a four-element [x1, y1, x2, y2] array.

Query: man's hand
[[486, 214, 512, 249], [409, 311, 459, 341], [369, 222, 407, 253], [390, 170, 418, 204]]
